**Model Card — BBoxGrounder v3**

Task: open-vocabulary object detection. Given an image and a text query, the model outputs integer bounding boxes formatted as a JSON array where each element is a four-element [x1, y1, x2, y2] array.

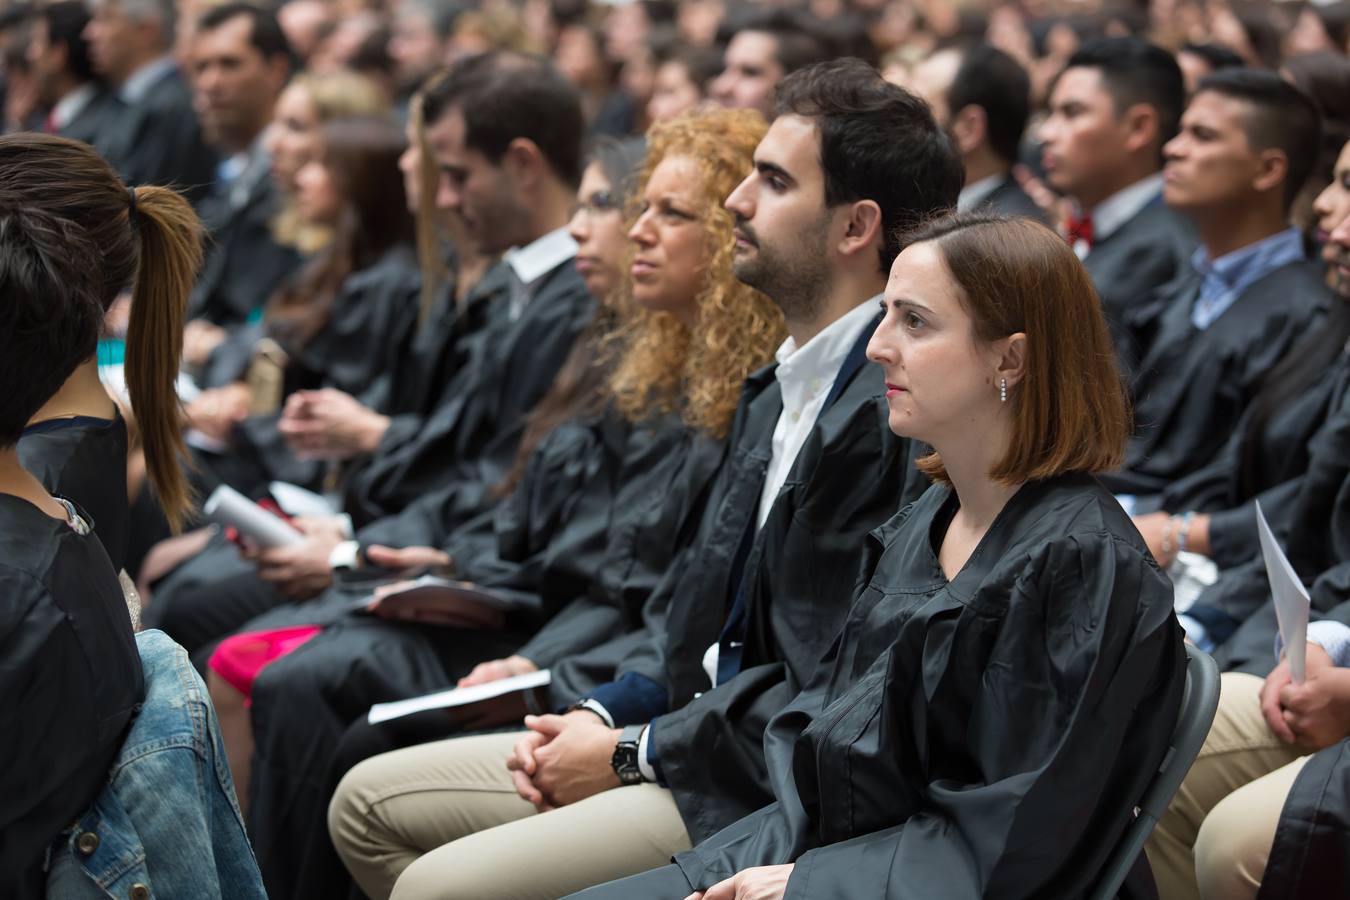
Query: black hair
[[1179, 42, 1245, 73], [0, 207, 103, 446], [775, 58, 964, 271], [948, 44, 1030, 165], [423, 51, 585, 187], [1062, 37, 1185, 153], [0, 134, 203, 529], [654, 41, 723, 90], [198, 2, 295, 72], [589, 136, 646, 203], [717, 6, 834, 74], [40, 1, 96, 84], [1194, 68, 1324, 209]]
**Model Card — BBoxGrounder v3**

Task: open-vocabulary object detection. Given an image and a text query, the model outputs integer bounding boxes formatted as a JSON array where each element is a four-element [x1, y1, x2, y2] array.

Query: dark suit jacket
[[188, 148, 301, 328], [1082, 200, 1197, 371], [101, 64, 216, 203]]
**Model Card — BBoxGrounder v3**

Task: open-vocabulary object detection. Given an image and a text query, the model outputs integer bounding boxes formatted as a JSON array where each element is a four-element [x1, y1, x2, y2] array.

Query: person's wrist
[[361, 412, 391, 453]]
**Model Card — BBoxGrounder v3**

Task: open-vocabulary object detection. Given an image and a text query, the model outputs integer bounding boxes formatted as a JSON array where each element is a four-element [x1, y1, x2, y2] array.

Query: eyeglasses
[[574, 190, 621, 217]]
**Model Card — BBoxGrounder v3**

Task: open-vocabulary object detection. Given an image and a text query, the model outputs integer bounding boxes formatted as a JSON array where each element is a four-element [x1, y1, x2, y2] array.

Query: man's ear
[[1121, 102, 1161, 157], [1252, 147, 1289, 197], [502, 136, 545, 190], [837, 198, 883, 261], [950, 103, 988, 156]]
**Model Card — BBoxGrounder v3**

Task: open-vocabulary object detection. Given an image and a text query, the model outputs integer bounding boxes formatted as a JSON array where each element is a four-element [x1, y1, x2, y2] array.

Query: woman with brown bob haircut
[[572, 214, 1189, 900]]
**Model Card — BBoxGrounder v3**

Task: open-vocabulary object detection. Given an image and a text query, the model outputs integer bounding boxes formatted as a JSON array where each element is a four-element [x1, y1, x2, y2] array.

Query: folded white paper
[[202, 484, 304, 549], [269, 481, 339, 518], [1256, 500, 1310, 683], [367, 670, 552, 724]]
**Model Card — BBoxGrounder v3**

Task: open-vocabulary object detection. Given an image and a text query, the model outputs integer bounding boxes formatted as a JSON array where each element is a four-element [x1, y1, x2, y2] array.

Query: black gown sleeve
[[682, 532, 1184, 899]]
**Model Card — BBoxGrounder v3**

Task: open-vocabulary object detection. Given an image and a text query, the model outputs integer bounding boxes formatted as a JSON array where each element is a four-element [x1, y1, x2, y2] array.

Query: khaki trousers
[[1145, 672, 1308, 900], [328, 730, 691, 900]]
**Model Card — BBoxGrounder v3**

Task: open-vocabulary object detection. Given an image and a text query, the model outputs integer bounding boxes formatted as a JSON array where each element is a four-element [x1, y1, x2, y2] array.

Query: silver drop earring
[[999, 378, 1007, 403]]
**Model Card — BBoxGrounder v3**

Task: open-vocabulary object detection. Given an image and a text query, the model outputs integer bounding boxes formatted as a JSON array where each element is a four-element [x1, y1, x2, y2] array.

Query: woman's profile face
[[294, 156, 342, 226], [265, 83, 320, 190], [568, 161, 628, 301], [866, 241, 1003, 444], [627, 154, 709, 322]]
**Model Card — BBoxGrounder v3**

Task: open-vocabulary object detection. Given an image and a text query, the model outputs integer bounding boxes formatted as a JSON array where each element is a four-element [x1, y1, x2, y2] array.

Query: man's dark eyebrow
[[754, 160, 795, 185]]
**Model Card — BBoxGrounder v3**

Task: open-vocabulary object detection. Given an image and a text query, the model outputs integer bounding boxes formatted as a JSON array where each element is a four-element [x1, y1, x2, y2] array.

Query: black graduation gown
[[585, 475, 1184, 900], [341, 258, 594, 533], [200, 244, 423, 497], [285, 415, 728, 900], [246, 407, 721, 899], [57, 85, 125, 163], [1103, 260, 1330, 496], [1257, 736, 1350, 897], [600, 324, 931, 842], [1213, 385, 1350, 672], [188, 152, 302, 328], [0, 495, 143, 900], [1082, 200, 1197, 370], [140, 267, 501, 655], [100, 65, 216, 204], [18, 412, 130, 573], [1159, 350, 1350, 569]]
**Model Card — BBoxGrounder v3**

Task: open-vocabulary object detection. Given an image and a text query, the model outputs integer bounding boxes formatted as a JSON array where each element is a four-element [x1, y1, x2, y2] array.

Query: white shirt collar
[[50, 83, 98, 131], [1085, 172, 1163, 243], [120, 55, 177, 104], [503, 226, 579, 290], [774, 296, 880, 395], [957, 173, 1005, 212]]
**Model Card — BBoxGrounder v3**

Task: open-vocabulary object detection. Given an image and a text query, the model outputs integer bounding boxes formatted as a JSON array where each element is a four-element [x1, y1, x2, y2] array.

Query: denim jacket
[[46, 630, 266, 900]]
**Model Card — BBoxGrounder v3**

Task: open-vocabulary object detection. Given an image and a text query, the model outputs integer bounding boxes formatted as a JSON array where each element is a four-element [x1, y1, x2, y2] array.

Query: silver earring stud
[[999, 378, 1007, 403]]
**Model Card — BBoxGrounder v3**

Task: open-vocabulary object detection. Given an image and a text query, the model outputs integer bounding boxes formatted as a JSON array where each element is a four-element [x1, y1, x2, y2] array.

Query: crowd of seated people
[[4, 1, 1350, 899]]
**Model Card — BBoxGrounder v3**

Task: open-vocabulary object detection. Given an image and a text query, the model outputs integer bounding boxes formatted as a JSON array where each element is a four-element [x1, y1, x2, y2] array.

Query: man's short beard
[[732, 213, 832, 325]]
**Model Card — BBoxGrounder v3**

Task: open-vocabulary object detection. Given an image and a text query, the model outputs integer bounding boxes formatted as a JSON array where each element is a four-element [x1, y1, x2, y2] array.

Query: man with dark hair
[[328, 57, 960, 900], [83, 0, 215, 200], [1038, 36, 1196, 363], [708, 7, 832, 119], [1106, 70, 1329, 521], [183, 2, 298, 329], [144, 52, 595, 899], [389, 0, 465, 102], [911, 43, 1045, 221], [24, 1, 120, 155], [1177, 41, 1245, 96]]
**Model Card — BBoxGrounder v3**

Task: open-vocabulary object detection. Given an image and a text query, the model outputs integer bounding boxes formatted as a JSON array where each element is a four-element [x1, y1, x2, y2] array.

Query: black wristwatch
[[611, 724, 645, 785]]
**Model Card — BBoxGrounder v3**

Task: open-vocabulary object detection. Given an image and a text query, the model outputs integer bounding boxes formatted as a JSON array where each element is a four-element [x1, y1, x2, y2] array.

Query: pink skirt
[[209, 625, 322, 701]]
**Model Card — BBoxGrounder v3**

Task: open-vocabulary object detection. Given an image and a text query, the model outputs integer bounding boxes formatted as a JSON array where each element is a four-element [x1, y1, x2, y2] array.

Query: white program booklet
[[366, 670, 553, 724], [202, 484, 304, 548], [1256, 500, 1311, 683]]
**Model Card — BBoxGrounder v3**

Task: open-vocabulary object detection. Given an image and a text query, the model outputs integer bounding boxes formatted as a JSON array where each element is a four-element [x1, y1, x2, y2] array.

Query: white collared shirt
[[119, 55, 177, 105], [957, 173, 1004, 212], [755, 298, 880, 529], [502, 226, 579, 319], [1074, 172, 1164, 260], [50, 83, 98, 131]]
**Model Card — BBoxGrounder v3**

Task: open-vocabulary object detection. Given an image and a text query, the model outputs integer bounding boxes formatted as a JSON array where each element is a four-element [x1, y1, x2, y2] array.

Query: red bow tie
[[1066, 212, 1095, 251]]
